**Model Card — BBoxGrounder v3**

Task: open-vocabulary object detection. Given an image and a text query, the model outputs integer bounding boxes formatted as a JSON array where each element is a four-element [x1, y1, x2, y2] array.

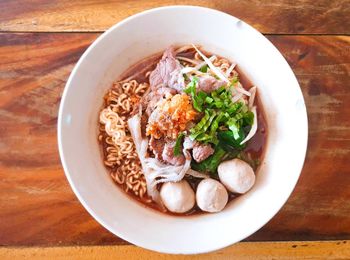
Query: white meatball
[[160, 180, 195, 213], [218, 158, 255, 194], [196, 179, 228, 213]]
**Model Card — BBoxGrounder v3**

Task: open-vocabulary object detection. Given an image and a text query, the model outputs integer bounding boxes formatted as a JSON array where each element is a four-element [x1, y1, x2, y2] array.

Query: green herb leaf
[[215, 86, 226, 94], [195, 133, 218, 144], [199, 64, 208, 73], [187, 78, 254, 150], [190, 110, 216, 139], [227, 102, 243, 115], [190, 110, 210, 135], [192, 98, 202, 112], [184, 77, 207, 112], [209, 112, 225, 136], [173, 132, 185, 156], [217, 130, 246, 150], [228, 122, 240, 139], [184, 76, 198, 94], [231, 75, 239, 85], [227, 112, 245, 139], [205, 96, 213, 104], [243, 111, 254, 126], [194, 91, 207, 111]]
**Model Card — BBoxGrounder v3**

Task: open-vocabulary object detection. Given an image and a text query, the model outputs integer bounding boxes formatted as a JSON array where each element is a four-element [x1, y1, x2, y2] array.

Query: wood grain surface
[[1, 241, 350, 260], [0, 32, 349, 246], [0, 0, 349, 34]]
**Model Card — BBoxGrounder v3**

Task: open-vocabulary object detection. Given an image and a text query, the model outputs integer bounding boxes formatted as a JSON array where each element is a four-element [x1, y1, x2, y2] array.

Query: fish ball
[[218, 158, 255, 194], [196, 179, 228, 213], [160, 180, 195, 213]]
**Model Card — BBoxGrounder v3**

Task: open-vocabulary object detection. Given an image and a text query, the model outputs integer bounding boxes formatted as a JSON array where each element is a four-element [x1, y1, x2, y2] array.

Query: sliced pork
[[183, 136, 214, 162], [162, 141, 186, 166], [192, 143, 214, 162], [168, 68, 185, 92], [149, 137, 185, 166], [197, 76, 226, 93], [150, 47, 182, 90], [149, 47, 185, 92]]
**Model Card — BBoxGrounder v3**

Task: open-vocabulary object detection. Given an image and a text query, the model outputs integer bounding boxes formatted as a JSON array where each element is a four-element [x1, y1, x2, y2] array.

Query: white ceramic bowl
[[58, 6, 308, 254]]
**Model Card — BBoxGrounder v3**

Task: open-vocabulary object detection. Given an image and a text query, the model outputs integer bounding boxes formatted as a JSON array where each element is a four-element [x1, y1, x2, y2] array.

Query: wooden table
[[0, 1, 349, 259]]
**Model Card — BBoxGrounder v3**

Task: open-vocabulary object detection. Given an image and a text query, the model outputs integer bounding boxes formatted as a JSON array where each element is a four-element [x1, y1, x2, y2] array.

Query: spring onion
[[184, 77, 208, 112], [199, 64, 208, 73], [173, 132, 185, 156]]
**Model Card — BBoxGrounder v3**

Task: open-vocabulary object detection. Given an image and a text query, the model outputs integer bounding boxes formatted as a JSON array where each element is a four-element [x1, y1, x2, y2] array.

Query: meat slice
[[168, 68, 185, 92], [162, 141, 185, 166], [192, 144, 214, 163], [141, 86, 176, 116], [149, 136, 165, 162], [197, 76, 226, 93], [149, 137, 185, 166], [149, 47, 182, 91], [183, 137, 214, 163]]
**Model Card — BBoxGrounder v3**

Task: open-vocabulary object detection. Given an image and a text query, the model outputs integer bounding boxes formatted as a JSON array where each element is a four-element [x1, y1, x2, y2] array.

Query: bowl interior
[[58, 6, 307, 254]]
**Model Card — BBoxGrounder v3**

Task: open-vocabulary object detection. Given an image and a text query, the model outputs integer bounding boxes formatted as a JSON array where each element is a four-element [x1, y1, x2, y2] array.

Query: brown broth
[[100, 48, 268, 216]]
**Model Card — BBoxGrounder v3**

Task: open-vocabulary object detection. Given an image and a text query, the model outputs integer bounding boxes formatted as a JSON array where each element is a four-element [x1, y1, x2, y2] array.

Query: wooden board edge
[[0, 241, 349, 259]]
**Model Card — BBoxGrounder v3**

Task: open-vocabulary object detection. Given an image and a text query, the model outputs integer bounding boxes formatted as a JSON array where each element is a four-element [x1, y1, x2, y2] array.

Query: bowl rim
[[58, 5, 308, 254]]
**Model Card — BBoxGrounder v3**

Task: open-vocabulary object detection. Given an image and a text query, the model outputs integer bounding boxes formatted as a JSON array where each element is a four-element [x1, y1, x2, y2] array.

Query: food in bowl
[[59, 6, 308, 253], [98, 44, 267, 215]]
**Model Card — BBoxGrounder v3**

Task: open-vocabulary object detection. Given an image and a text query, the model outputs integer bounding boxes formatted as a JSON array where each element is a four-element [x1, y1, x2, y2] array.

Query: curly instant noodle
[[99, 80, 150, 200]]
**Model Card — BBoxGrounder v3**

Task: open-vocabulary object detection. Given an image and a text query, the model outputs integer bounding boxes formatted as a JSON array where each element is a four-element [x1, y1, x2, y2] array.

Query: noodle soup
[[98, 45, 267, 215]]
